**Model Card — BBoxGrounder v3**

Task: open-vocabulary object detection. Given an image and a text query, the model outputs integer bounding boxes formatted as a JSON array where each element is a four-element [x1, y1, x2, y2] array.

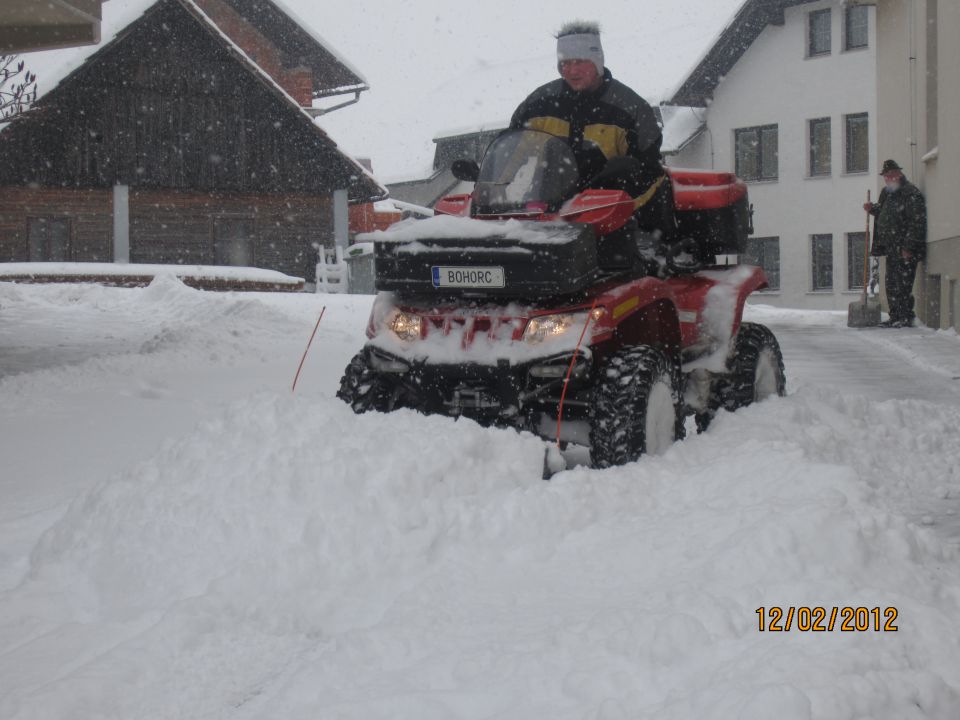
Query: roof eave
[[667, 0, 817, 107], [181, 0, 386, 201]]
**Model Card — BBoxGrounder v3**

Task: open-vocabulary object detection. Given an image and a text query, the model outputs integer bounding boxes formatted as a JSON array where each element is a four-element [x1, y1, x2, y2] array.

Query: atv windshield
[[473, 130, 579, 215]]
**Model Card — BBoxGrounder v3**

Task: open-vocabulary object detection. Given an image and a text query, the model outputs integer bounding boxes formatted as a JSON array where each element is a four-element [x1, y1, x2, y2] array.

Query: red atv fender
[[667, 265, 770, 364], [585, 276, 684, 359], [580, 264, 767, 366]]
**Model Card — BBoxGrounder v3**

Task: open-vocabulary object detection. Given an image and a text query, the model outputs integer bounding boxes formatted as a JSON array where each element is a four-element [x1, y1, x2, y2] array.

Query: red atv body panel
[[345, 129, 780, 456], [435, 188, 637, 234], [381, 265, 768, 363], [427, 170, 764, 359], [668, 168, 749, 211], [435, 170, 749, 217]]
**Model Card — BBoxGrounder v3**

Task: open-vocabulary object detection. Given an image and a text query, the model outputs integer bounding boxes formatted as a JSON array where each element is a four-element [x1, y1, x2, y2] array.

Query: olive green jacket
[[868, 179, 927, 259]]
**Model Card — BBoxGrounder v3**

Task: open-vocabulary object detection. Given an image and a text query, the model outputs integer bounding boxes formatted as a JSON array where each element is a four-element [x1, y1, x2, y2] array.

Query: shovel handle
[[862, 190, 871, 300]]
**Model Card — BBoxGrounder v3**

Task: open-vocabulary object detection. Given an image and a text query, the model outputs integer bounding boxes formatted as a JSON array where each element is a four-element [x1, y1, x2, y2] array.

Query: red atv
[[338, 130, 785, 467]]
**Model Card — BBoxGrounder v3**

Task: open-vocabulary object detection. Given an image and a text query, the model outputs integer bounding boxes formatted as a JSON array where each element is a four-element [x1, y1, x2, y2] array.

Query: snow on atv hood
[[358, 215, 584, 245]]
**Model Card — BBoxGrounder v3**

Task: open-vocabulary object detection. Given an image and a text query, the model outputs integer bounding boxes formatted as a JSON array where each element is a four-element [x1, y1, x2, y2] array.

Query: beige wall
[[671, 1, 879, 312], [876, 0, 960, 329]]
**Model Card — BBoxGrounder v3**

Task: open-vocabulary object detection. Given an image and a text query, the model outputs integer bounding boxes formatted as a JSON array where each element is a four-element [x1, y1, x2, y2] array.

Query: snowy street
[[2, 278, 960, 719]]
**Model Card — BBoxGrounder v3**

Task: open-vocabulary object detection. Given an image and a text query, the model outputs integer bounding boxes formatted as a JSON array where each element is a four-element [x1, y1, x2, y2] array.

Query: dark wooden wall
[[0, 187, 332, 280], [0, 188, 113, 262], [0, 0, 372, 198], [130, 190, 331, 279]]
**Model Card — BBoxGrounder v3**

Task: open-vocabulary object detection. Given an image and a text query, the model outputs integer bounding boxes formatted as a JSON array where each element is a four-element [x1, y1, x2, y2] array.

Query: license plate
[[431, 266, 505, 288]]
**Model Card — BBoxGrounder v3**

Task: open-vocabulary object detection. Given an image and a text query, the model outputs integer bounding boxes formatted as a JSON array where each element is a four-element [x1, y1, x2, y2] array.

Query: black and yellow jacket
[[509, 68, 663, 180]]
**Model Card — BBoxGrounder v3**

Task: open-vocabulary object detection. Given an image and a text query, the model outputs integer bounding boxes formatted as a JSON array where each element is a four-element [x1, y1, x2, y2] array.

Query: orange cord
[[555, 298, 599, 448], [292, 306, 326, 393]]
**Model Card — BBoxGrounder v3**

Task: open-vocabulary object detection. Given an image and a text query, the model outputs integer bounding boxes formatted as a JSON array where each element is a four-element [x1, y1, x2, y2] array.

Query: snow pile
[[0, 275, 300, 384], [133, 274, 299, 360], [2, 283, 960, 718], [0, 262, 303, 284], [22, 400, 544, 621], [2, 391, 960, 717]]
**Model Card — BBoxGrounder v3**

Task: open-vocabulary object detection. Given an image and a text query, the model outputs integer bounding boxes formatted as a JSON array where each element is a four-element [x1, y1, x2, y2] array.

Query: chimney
[[283, 66, 314, 108]]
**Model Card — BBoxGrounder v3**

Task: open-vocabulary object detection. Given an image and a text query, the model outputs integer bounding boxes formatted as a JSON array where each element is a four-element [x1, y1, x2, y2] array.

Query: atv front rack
[[372, 221, 603, 298]]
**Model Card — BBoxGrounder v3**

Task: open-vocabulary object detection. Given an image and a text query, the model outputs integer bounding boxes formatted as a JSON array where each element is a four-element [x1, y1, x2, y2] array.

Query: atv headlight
[[523, 312, 584, 344], [390, 311, 423, 341]]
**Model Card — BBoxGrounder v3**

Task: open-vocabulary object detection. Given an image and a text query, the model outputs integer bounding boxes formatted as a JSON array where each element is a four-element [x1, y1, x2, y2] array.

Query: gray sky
[[289, 0, 744, 180]]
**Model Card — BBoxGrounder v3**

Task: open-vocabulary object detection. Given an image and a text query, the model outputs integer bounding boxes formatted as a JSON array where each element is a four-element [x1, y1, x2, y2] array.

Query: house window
[[27, 217, 71, 261], [735, 125, 778, 182], [742, 236, 780, 290], [809, 117, 832, 176], [214, 217, 255, 266], [808, 9, 832, 56], [847, 232, 867, 290], [812, 234, 833, 291], [845, 113, 869, 174], [844, 5, 869, 50]]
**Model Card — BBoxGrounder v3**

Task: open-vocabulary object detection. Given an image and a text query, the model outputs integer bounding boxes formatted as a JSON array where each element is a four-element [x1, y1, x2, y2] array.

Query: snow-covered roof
[[13, 0, 386, 199], [265, 0, 367, 89], [432, 121, 510, 143], [660, 105, 707, 155], [0, 261, 303, 284], [13, 0, 157, 97], [20, 0, 368, 102], [668, 0, 820, 107], [179, 0, 385, 197]]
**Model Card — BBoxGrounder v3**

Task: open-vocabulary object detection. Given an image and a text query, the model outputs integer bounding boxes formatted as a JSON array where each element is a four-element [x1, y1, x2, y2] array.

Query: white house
[[668, 0, 878, 311], [873, 0, 960, 330]]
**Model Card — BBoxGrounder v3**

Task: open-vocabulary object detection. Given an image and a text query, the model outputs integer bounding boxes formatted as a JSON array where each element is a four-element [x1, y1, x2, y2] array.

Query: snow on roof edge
[[431, 119, 511, 143], [23, 0, 159, 106], [12, 0, 386, 200], [662, 0, 751, 106], [181, 0, 387, 199], [660, 104, 707, 154], [265, 0, 368, 86], [0, 261, 303, 283]]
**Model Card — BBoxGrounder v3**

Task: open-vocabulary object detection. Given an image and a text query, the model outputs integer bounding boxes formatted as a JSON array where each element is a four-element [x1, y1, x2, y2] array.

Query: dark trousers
[[885, 252, 919, 322]]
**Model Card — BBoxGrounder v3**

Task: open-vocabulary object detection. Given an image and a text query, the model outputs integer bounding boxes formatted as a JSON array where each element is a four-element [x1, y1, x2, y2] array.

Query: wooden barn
[[0, 0, 385, 281]]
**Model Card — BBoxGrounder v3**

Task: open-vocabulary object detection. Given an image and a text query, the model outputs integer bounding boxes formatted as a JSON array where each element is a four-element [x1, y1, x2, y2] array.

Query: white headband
[[557, 33, 604, 77]]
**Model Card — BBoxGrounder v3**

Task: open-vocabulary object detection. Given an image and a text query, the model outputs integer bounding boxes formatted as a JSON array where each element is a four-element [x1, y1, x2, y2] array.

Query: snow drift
[[1, 281, 960, 719]]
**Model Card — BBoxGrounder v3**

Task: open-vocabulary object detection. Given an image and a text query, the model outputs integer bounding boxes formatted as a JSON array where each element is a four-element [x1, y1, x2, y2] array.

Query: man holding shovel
[[863, 159, 927, 328]]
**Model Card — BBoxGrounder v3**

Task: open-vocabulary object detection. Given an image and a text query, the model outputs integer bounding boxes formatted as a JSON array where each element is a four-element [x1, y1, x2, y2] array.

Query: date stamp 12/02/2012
[[756, 607, 899, 632]]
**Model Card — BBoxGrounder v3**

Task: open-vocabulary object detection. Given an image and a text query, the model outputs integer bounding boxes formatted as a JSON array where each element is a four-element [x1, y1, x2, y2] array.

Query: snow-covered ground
[[2, 278, 960, 719]]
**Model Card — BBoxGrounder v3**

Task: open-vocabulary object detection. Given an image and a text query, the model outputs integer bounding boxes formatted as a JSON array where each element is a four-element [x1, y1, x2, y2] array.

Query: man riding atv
[[510, 21, 676, 247], [336, 23, 785, 469]]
